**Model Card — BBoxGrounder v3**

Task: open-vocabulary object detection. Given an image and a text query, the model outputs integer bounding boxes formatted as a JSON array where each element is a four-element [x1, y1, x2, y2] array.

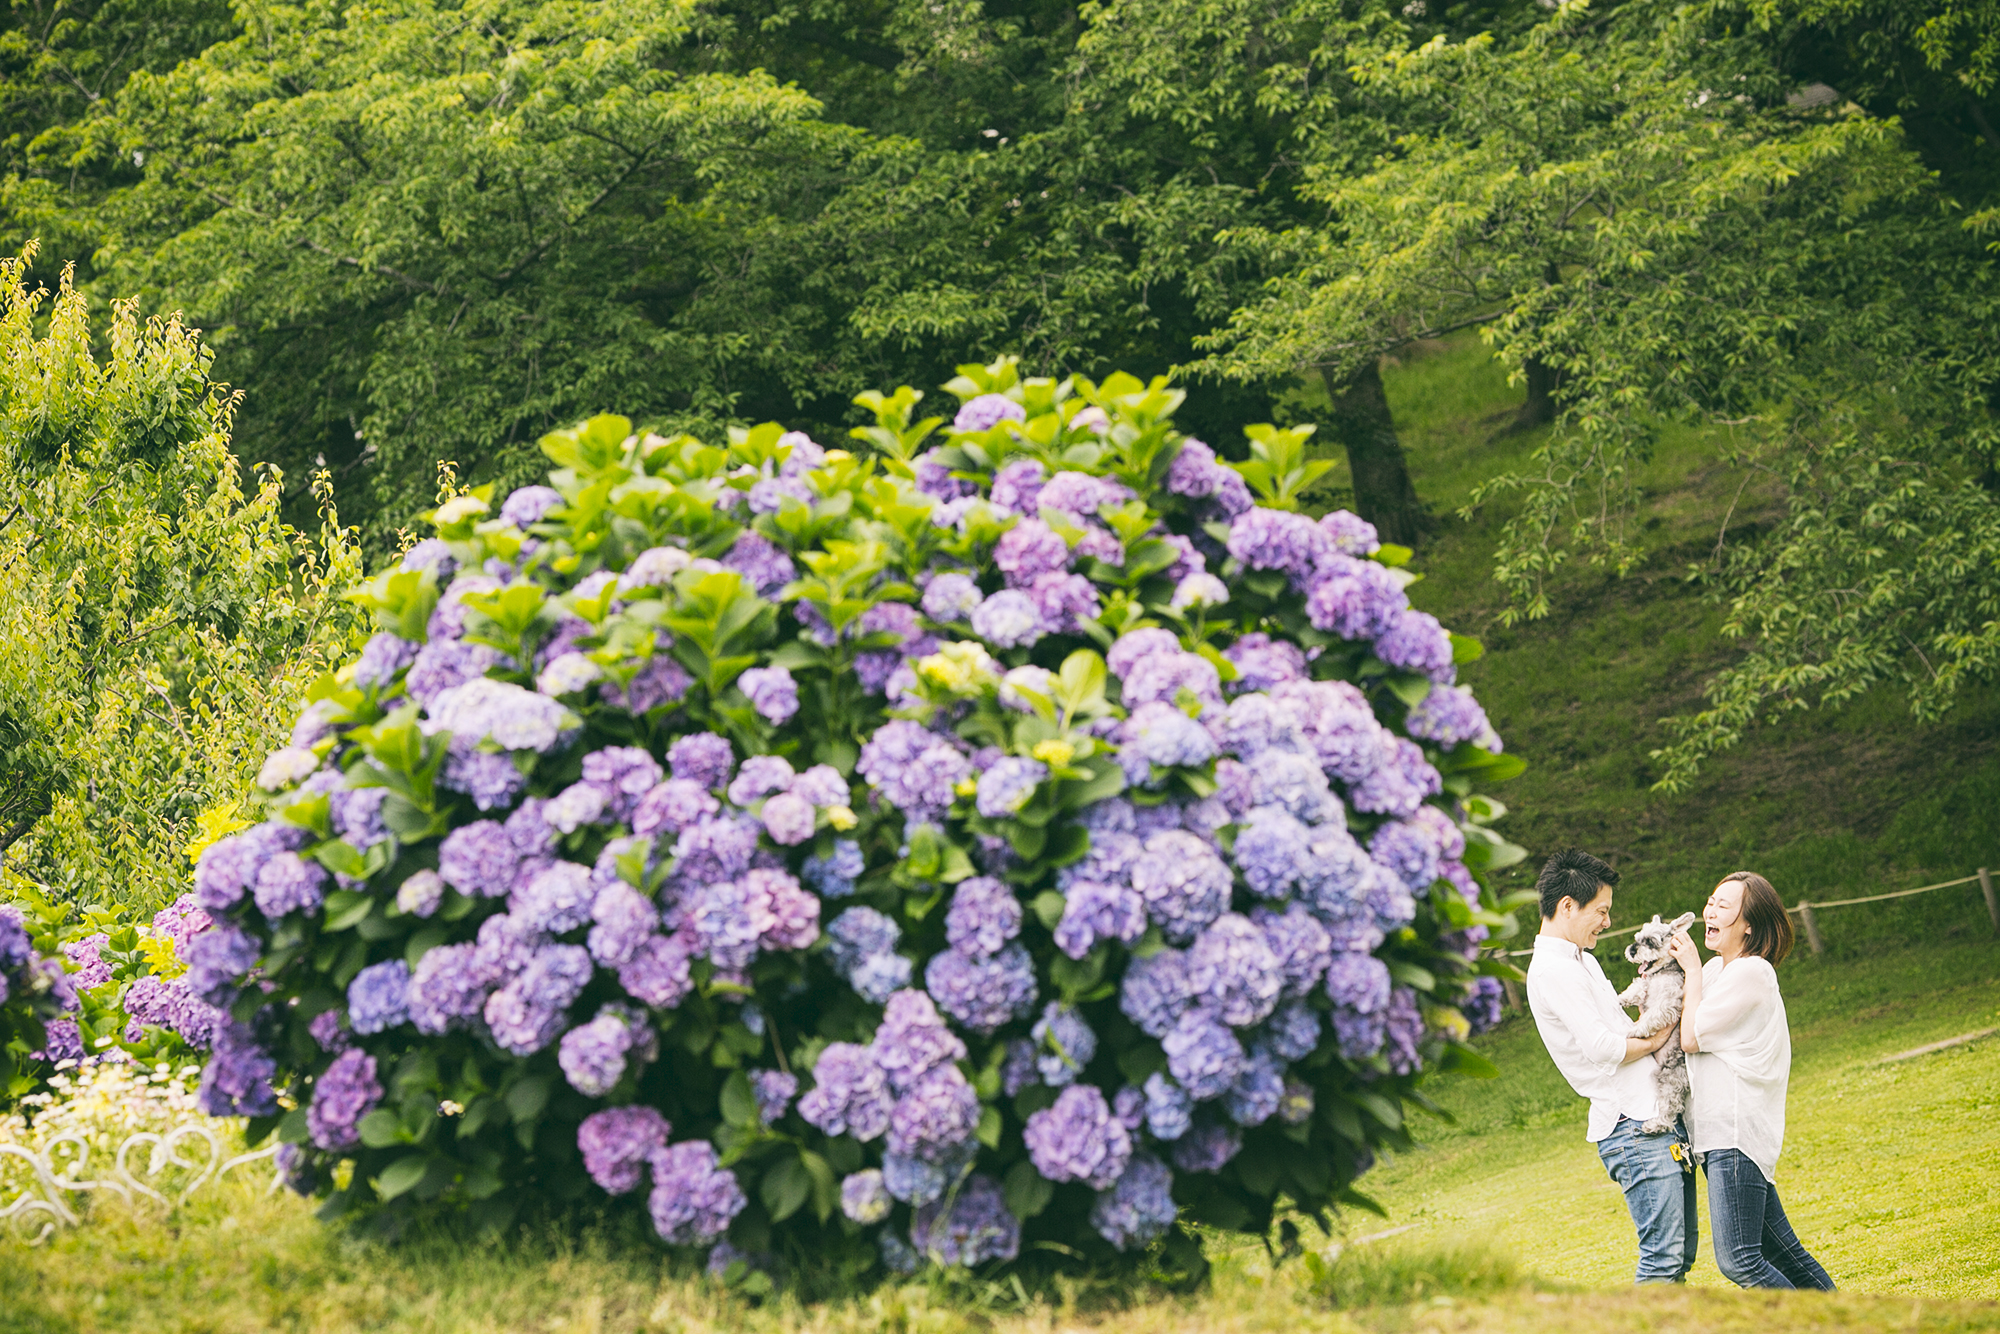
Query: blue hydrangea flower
[[797, 1042, 893, 1141], [954, 393, 1025, 434], [856, 721, 969, 820], [886, 1064, 982, 1162], [1162, 1010, 1244, 1102], [647, 1141, 747, 1244], [922, 572, 984, 621], [1185, 914, 1283, 1028], [1031, 1001, 1097, 1087], [1118, 702, 1217, 784], [925, 944, 1038, 1034], [1130, 831, 1231, 945], [346, 960, 410, 1035], [944, 876, 1021, 957], [1224, 1046, 1285, 1126], [1090, 1153, 1178, 1251], [841, 1168, 893, 1223], [969, 588, 1043, 648], [1252, 903, 1334, 998], [1374, 608, 1455, 684], [1144, 1071, 1192, 1140], [801, 838, 866, 898], [1233, 805, 1314, 900], [307, 1048, 381, 1150], [975, 756, 1047, 819], [667, 732, 736, 789], [1262, 997, 1324, 1062], [483, 944, 592, 1056], [1170, 1121, 1242, 1174], [911, 1172, 1021, 1266], [873, 990, 968, 1093], [1053, 879, 1147, 959], [1119, 947, 1192, 1039]]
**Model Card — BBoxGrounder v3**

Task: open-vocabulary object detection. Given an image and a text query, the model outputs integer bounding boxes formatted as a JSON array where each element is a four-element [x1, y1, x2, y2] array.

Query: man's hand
[[1667, 926, 1700, 974]]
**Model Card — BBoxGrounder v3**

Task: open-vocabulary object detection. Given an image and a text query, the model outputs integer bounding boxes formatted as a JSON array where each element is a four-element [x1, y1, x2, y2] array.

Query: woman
[[1667, 872, 1835, 1291]]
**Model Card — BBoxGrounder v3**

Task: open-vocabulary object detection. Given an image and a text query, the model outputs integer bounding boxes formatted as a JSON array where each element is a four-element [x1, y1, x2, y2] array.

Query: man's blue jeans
[[1596, 1116, 1696, 1283], [1705, 1147, 1835, 1290]]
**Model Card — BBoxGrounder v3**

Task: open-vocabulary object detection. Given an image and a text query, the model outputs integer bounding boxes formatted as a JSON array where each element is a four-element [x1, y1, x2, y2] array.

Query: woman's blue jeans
[[1597, 1116, 1697, 1283], [1704, 1147, 1835, 1290]]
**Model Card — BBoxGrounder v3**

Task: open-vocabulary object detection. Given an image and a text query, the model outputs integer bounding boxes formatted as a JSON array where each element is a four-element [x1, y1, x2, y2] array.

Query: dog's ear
[[1670, 912, 1697, 931], [1650, 914, 1664, 926]]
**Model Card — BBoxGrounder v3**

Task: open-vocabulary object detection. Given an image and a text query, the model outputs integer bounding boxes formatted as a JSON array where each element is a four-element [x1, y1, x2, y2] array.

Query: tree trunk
[[1507, 356, 1563, 433], [1319, 360, 1427, 545]]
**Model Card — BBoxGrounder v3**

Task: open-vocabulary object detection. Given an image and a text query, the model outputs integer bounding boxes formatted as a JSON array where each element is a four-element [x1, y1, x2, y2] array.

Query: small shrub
[[186, 359, 1528, 1281]]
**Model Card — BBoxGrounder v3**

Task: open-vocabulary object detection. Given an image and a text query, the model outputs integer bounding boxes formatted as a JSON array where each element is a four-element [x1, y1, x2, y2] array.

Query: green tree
[[0, 246, 359, 909]]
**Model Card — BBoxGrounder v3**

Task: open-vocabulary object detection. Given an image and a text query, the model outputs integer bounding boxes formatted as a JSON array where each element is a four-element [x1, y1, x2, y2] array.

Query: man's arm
[[1545, 960, 1672, 1066]]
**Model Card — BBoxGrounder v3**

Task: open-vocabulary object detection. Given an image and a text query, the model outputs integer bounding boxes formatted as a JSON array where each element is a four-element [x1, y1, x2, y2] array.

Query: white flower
[[435, 495, 490, 525], [536, 651, 603, 697], [1171, 573, 1230, 611], [397, 870, 445, 918], [256, 747, 321, 791], [618, 546, 694, 593]]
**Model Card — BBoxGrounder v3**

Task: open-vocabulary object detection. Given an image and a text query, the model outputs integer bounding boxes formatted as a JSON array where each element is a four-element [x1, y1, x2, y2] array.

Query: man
[[1525, 848, 1694, 1283]]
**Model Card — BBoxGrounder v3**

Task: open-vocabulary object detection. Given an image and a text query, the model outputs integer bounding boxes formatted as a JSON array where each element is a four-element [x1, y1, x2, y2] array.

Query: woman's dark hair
[[1537, 848, 1619, 919], [1722, 871, 1793, 965]]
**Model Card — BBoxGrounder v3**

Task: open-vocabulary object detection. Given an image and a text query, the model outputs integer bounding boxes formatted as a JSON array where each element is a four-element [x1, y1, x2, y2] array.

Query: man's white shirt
[[1525, 934, 1659, 1141]]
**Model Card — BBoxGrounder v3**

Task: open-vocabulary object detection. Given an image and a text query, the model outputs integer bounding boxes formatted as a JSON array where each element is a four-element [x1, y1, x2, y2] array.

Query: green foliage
[[0, 246, 360, 910]]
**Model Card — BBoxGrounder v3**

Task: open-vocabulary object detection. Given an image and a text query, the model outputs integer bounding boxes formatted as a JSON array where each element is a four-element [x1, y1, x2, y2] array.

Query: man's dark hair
[[1537, 848, 1620, 919]]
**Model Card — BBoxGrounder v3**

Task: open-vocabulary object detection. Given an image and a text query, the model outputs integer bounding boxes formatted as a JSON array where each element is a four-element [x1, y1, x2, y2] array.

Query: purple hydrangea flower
[[511, 861, 597, 934], [668, 733, 736, 789], [1031, 1001, 1097, 1087], [944, 876, 1021, 958], [873, 990, 968, 1093], [1223, 633, 1307, 693], [1465, 976, 1505, 1036], [588, 882, 660, 966], [1144, 1071, 1192, 1140], [1320, 509, 1380, 555], [199, 1013, 281, 1117], [856, 721, 969, 820], [581, 746, 666, 822], [546, 786, 612, 837], [1027, 570, 1102, 634], [736, 665, 800, 724], [670, 815, 761, 888], [559, 1004, 657, 1096], [1118, 703, 1217, 784], [579, 1106, 671, 1195], [407, 942, 499, 1034], [1186, 913, 1283, 1027], [1305, 558, 1407, 642], [954, 393, 1026, 434], [1233, 805, 1314, 900], [406, 638, 504, 708], [993, 519, 1071, 587], [1404, 683, 1501, 751], [975, 756, 1047, 820], [801, 838, 866, 898], [722, 532, 796, 597], [499, 485, 563, 527], [1106, 628, 1181, 680], [1091, 1153, 1178, 1251], [921, 573, 984, 622], [1162, 1010, 1245, 1101], [1325, 951, 1391, 1016], [1112, 1084, 1146, 1131], [1384, 985, 1425, 1074], [887, 1063, 982, 1162], [1119, 947, 1192, 1039], [841, 1168, 893, 1223], [1370, 817, 1446, 894], [1130, 831, 1232, 945], [605, 650, 693, 714], [346, 960, 410, 1035], [1024, 1085, 1132, 1189], [883, 1151, 952, 1206], [1000, 1038, 1039, 1097], [253, 851, 327, 920], [1250, 751, 1339, 824], [924, 943, 1038, 1034], [1227, 507, 1332, 582], [791, 764, 850, 808], [183, 923, 261, 1006], [329, 786, 390, 852], [354, 632, 418, 689], [426, 677, 570, 752], [1374, 608, 1455, 684], [1224, 1046, 1285, 1126], [969, 589, 1042, 648], [1263, 998, 1324, 1062], [307, 1048, 382, 1151], [440, 749, 531, 811], [1253, 903, 1334, 998], [1121, 651, 1223, 711], [483, 944, 591, 1055], [798, 1042, 893, 1141], [618, 933, 696, 1009], [1165, 437, 1223, 497], [631, 778, 720, 837], [728, 755, 795, 806], [1171, 1121, 1242, 1174], [1038, 470, 1133, 517], [750, 1069, 798, 1124], [123, 976, 226, 1049], [647, 1141, 748, 1244], [61, 934, 110, 992], [989, 458, 1046, 513], [438, 821, 520, 898], [912, 1173, 1021, 1266], [1053, 880, 1147, 960]]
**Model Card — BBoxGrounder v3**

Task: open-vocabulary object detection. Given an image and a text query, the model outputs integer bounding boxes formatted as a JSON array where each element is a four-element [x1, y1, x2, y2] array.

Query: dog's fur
[[1615, 912, 1699, 1134]]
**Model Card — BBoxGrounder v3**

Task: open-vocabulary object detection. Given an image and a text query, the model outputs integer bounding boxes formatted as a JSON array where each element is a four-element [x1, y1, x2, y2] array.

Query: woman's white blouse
[[1685, 954, 1790, 1183]]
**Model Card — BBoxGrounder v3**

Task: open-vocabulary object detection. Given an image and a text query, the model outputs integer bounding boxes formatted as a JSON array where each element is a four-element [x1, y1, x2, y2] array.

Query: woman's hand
[[1667, 926, 1701, 974]]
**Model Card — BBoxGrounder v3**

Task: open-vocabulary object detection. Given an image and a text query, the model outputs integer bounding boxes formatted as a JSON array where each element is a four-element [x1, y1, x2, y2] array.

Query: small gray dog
[[1615, 912, 1698, 1134]]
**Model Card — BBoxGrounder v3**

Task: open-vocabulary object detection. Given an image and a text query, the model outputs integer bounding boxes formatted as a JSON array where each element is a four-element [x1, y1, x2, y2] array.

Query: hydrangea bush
[[2, 902, 77, 1099], [186, 360, 1527, 1279]]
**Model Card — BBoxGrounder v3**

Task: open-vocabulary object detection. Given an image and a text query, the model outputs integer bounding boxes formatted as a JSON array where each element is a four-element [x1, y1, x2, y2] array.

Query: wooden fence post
[[1501, 978, 1523, 1013], [1980, 868, 1998, 936], [1798, 901, 1826, 957]]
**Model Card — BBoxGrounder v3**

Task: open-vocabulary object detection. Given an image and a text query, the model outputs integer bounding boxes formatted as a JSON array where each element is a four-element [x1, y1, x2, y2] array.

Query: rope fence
[[1494, 867, 1999, 961]]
